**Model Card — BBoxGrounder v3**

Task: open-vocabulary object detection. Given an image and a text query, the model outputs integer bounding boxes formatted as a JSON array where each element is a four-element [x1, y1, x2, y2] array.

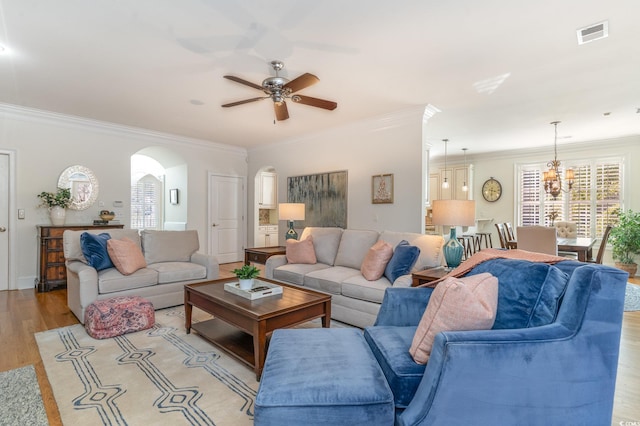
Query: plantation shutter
[[131, 174, 163, 229]]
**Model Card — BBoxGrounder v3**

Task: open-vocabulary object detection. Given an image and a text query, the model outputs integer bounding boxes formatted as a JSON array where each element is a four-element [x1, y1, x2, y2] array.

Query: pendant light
[[442, 139, 449, 189], [461, 148, 469, 192]]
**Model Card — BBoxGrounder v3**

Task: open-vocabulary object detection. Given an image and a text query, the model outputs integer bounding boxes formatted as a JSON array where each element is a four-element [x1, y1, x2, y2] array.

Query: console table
[[244, 246, 286, 266], [36, 224, 124, 292]]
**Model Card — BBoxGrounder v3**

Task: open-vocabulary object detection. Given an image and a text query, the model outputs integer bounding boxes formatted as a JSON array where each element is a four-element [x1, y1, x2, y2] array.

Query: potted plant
[[38, 187, 72, 225], [610, 209, 640, 277], [232, 265, 261, 290]]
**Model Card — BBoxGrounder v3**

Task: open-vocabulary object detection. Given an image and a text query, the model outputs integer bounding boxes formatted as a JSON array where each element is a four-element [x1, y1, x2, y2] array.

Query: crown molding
[[0, 102, 247, 157]]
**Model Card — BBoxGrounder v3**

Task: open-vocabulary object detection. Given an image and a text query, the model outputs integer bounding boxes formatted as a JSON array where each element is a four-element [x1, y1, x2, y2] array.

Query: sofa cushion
[[361, 240, 394, 281], [409, 273, 498, 364], [97, 267, 158, 294], [285, 236, 317, 264], [146, 262, 207, 284], [299, 227, 343, 266], [384, 240, 420, 283], [342, 274, 391, 304], [465, 258, 569, 329], [141, 230, 199, 264], [80, 232, 114, 271], [379, 231, 445, 271], [334, 229, 380, 269], [273, 263, 331, 286], [364, 325, 425, 408], [304, 266, 361, 295], [64, 229, 141, 264], [107, 237, 147, 275]]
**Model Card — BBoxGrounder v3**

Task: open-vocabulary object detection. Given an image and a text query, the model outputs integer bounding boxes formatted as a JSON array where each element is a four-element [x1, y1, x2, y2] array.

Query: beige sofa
[[265, 227, 445, 328], [63, 229, 219, 323]]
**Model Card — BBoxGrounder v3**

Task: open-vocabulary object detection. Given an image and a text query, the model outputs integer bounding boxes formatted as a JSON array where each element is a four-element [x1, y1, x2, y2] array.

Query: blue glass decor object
[[443, 227, 464, 269]]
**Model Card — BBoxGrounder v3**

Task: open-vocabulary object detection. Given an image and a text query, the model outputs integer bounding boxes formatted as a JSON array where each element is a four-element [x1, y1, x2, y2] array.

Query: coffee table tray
[[224, 279, 283, 300]]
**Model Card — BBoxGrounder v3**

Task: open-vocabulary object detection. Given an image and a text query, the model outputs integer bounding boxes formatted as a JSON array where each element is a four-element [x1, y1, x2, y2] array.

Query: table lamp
[[431, 199, 476, 269], [278, 203, 305, 240]]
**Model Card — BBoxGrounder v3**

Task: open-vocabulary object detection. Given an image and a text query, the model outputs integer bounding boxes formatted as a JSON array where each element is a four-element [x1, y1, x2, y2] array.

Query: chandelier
[[543, 121, 574, 199]]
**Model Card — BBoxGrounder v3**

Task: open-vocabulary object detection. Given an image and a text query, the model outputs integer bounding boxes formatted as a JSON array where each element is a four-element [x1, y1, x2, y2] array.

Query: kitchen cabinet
[[255, 225, 279, 248], [258, 172, 277, 209], [430, 165, 473, 201]]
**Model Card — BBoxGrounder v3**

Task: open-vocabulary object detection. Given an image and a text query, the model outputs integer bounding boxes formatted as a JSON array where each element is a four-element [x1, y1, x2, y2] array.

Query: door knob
[[0, 226, 6, 232], [212, 223, 220, 227]]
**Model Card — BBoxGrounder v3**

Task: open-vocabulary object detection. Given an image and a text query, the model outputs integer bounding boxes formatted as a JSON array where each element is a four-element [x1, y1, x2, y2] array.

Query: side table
[[244, 246, 286, 266], [411, 267, 449, 287]]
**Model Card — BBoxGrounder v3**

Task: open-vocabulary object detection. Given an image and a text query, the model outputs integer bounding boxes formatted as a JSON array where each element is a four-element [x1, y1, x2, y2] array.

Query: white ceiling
[[0, 1, 638, 157]]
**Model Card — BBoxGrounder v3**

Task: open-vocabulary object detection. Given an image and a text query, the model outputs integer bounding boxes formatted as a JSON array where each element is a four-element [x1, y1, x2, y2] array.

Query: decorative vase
[[49, 206, 66, 226], [443, 227, 464, 269], [615, 262, 637, 278], [238, 278, 254, 290]]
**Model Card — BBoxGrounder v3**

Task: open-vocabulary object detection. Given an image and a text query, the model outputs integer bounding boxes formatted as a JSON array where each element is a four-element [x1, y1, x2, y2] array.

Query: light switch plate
[[18, 209, 25, 219]]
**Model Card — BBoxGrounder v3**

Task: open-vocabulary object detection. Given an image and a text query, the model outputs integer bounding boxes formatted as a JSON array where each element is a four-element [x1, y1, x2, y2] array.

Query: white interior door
[[208, 174, 244, 263], [0, 153, 10, 291]]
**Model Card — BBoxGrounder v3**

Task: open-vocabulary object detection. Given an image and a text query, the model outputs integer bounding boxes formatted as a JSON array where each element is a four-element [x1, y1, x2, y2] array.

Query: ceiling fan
[[221, 60, 337, 121]]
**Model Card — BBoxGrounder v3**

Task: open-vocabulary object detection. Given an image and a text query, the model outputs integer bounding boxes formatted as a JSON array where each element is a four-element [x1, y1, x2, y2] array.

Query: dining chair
[[495, 223, 508, 249], [555, 221, 578, 238], [586, 225, 613, 264], [516, 226, 558, 255], [504, 222, 516, 242]]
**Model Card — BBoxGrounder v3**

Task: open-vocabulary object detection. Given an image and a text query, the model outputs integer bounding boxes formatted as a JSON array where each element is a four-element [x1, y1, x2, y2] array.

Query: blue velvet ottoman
[[255, 328, 394, 426]]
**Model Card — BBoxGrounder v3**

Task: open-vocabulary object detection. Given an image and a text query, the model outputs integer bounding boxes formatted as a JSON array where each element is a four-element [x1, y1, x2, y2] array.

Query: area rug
[[625, 283, 640, 312], [36, 307, 259, 426], [0, 365, 48, 426]]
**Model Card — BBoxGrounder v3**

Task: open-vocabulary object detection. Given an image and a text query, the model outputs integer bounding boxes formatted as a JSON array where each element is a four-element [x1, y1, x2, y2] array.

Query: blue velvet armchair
[[364, 259, 628, 425]]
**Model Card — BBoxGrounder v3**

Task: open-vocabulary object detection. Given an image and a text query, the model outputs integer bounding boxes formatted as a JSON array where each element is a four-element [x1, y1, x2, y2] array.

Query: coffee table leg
[[185, 302, 192, 334], [322, 300, 331, 328], [254, 320, 267, 381]]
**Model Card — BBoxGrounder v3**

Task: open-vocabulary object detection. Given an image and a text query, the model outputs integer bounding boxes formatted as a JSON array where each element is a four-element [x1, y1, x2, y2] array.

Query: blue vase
[[444, 227, 464, 269]]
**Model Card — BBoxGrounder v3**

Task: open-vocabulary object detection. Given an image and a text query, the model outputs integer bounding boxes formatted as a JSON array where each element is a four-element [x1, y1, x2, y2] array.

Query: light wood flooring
[[0, 264, 638, 425]]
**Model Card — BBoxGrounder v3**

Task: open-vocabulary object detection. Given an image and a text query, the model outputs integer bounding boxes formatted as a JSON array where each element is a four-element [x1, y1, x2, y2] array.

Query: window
[[517, 157, 623, 238], [131, 155, 165, 230]]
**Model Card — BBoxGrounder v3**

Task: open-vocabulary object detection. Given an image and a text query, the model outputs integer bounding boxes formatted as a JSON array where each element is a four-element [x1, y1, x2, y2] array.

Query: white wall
[[247, 107, 427, 241], [0, 104, 247, 289]]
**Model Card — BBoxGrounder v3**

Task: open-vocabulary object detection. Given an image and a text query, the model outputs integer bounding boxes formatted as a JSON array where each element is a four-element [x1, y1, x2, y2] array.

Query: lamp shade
[[431, 200, 476, 226], [278, 203, 305, 221]]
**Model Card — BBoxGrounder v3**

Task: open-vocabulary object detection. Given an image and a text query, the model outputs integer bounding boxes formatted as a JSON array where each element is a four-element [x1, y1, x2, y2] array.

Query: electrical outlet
[[18, 209, 25, 219]]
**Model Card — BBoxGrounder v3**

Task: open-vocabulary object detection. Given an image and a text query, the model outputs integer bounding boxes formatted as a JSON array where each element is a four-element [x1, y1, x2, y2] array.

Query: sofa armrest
[[265, 254, 288, 279], [190, 252, 219, 280], [392, 273, 413, 287], [65, 260, 100, 323], [398, 324, 590, 425], [374, 287, 434, 326]]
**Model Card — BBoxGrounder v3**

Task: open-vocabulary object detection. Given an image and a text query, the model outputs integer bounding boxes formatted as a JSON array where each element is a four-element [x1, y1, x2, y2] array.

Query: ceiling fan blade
[[223, 75, 264, 91], [274, 102, 289, 121], [221, 97, 265, 107], [284, 73, 319, 93], [292, 95, 337, 110]]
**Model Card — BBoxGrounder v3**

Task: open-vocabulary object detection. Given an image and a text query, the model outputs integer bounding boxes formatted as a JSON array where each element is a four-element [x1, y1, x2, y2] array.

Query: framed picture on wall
[[287, 170, 348, 228], [372, 174, 393, 204], [169, 188, 179, 205]]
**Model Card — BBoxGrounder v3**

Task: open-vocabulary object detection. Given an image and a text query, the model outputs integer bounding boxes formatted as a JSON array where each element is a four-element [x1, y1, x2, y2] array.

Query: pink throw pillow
[[361, 240, 394, 281], [409, 272, 498, 364], [286, 236, 317, 264], [106, 237, 147, 275]]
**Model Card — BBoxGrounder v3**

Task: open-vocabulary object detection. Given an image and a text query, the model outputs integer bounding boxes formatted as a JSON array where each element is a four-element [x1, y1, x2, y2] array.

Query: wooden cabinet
[[255, 225, 279, 248], [258, 172, 277, 209], [36, 224, 124, 292], [430, 165, 473, 201]]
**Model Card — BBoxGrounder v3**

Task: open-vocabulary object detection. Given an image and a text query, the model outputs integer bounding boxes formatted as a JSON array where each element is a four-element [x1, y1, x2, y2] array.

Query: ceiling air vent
[[577, 21, 608, 45]]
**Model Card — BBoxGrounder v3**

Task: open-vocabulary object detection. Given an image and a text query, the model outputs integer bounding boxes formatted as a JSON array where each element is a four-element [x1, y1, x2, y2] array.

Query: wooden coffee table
[[184, 277, 331, 380]]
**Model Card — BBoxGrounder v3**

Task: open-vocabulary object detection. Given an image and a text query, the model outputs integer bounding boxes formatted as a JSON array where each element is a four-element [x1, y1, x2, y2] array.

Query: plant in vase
[[232, 265, 261, 290], [610, 209, 640, 277], [37, 187, 72, 226]]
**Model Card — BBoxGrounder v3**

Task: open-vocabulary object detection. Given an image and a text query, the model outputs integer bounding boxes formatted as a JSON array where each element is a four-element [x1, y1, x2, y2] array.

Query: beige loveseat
[[265, 227, 445, 328], [63, 229, 219, 323]]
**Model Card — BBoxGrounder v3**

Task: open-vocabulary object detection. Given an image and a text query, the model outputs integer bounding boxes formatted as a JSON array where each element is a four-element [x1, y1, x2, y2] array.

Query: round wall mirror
[[58, 165, 99, 210]]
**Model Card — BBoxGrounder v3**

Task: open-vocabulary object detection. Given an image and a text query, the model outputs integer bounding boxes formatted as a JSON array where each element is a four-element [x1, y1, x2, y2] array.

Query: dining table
[[506, 237, 597, 262]]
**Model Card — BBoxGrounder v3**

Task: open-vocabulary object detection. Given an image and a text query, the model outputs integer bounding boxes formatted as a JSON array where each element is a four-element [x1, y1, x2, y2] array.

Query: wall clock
[[482, 177, 502, 202]]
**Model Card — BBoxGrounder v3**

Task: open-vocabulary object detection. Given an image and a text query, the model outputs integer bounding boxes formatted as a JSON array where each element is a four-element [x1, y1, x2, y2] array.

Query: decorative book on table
[[224, 280, 283, 300]]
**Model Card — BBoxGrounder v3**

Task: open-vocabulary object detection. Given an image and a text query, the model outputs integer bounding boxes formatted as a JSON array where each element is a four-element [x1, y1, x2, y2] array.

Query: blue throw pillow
[[466, 258, 569, 329], [384, 240, 421, 283], [80, 232, 114, 271]]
